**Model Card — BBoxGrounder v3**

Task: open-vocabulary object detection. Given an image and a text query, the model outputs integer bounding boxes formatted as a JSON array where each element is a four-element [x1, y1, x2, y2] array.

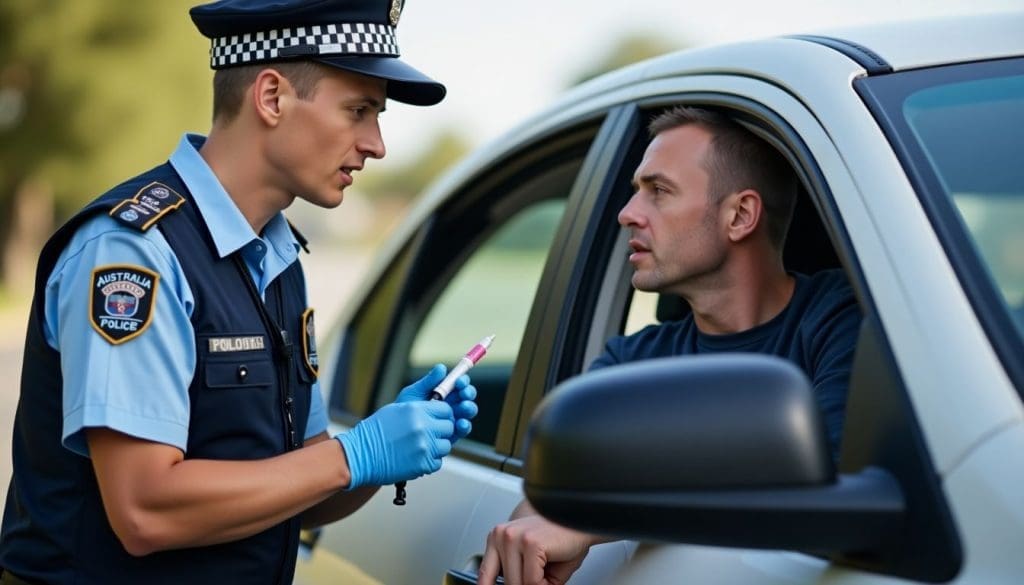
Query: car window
[[590, 107, 843, 365], [901, 72, 1024, 335], [623, 290, 659, 335], [326, 114, 603, 457], [410, 199, 566, 367], [372, 150, 592, 448]]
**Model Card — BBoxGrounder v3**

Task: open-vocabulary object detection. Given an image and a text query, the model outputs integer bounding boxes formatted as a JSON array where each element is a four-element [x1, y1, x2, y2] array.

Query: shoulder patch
[[109, 181, 186, 231], [90, 265, 159, 345]]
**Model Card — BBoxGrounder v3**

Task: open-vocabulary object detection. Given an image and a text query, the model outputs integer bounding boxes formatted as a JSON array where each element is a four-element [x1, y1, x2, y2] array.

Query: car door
[[446, 82, 867, 584], [294, 114, 618, 584]]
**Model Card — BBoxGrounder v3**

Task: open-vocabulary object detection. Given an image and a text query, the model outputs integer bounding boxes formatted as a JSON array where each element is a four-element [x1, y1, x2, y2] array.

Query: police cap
[[190, 0, 445, 106]]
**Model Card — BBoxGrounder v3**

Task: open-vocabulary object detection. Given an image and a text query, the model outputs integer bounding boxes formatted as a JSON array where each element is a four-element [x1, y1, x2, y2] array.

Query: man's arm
[[477, 500, 610, 585], [476, 337, 633, 585], [88, 427, 349, 556], [88, 372, 462, 556], [298, 372, 479, 529], [808, 287, 862, 458]]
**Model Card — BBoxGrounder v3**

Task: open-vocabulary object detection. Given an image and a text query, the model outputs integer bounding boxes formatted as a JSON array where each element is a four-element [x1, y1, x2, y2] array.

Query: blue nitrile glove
[[335, 399, 455, 490], [395, 364, 479, 442]]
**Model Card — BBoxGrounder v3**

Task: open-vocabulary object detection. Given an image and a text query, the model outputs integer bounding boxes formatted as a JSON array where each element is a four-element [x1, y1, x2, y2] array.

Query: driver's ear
[[724, 189, 763, 243]]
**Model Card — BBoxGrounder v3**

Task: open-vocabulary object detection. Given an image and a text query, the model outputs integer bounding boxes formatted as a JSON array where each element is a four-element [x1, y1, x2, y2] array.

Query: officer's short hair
[[212, 62, 328, 123], [649, 106, 797, 251]]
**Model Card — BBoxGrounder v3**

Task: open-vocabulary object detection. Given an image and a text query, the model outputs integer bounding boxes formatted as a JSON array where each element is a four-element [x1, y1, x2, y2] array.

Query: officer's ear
[[251, 68, 290, 128], [724, 188, 764, 243]]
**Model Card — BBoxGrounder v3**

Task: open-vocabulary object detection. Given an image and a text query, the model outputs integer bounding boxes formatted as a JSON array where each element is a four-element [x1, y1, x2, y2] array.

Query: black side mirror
[[523, 354, 904, 554]]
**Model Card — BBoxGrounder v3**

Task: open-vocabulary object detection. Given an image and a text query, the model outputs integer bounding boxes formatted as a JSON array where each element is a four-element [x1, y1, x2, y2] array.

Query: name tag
[[208, 336, 266, 353]]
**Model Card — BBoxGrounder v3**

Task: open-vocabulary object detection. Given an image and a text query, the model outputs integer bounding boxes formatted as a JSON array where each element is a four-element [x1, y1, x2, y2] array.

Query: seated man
[[477, 105, 861, 585]]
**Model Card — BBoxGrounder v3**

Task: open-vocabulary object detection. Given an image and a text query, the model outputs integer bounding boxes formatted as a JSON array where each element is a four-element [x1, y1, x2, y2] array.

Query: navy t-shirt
[[591, 270, 861, 458]]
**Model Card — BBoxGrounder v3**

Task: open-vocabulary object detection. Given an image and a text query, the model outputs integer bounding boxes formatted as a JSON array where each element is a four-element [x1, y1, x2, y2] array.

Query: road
[[0, 345, 19, 501], [0, 246, 373, 507]]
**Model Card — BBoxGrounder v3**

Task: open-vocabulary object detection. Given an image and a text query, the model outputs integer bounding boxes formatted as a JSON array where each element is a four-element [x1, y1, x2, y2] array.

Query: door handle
[[444, 569, 479, 584], [444, 569, 505, 585], [444, 556, 504, 585]]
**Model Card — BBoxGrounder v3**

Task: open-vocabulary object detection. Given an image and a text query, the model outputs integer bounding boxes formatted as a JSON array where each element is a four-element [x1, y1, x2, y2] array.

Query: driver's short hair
[[649, 106, 798, 251]]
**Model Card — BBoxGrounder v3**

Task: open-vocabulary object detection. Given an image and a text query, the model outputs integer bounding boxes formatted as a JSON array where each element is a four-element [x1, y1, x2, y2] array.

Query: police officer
[[0, 1, 477, 584]]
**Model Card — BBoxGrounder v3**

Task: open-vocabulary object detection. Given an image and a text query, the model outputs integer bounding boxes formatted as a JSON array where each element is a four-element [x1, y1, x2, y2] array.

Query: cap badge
[[389, 0, 403, 26]]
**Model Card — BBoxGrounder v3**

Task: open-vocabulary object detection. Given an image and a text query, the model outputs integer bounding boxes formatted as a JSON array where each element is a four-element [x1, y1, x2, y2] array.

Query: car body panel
[[308, 441, 498, 584], [944, 422, 1024, 582], [451, 463, 639, 584]]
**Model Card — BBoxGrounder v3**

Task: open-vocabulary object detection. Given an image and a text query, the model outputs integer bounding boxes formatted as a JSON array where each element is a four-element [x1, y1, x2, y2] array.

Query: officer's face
[[618, 124, 729, 295], [269, 67, 387, 209]]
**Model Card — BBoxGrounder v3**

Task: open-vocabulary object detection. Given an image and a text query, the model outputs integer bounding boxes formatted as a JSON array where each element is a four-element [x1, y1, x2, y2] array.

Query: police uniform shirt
[[44, 133, 328, 456]]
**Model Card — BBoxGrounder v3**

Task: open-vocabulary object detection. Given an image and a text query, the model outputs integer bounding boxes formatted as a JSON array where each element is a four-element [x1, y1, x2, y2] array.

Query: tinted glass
[[900, 72, 1024, 337], [410, 199, 567, 366], [858, 57, 1024, 391]]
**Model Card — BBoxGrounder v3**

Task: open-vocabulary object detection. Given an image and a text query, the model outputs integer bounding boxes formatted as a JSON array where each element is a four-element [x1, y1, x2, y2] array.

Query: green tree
[[0, 1, 211, 293], [568, 33, 685, 88], [359, 129, 473, 201], [347, 31, 687, 240]]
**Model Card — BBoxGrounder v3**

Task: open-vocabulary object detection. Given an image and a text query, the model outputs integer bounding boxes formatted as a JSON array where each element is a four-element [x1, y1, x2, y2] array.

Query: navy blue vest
[[0, 163, 315, 584]]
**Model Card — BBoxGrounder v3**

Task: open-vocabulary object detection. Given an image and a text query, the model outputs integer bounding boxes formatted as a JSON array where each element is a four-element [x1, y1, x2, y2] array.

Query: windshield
[[904, 74, 1024, 321], [858, 57, 1024, 385]]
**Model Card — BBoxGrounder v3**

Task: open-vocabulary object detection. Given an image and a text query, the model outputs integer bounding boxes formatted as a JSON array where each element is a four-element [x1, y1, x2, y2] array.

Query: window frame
[[507, 92, 872, 470], [498, 88, 964, 579], [326, 113, 610, 469]]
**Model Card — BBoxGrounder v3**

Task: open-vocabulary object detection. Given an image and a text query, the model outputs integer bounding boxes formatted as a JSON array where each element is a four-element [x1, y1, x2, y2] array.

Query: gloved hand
[[395, 364, 479, 442], [336, 399, 455, 490]]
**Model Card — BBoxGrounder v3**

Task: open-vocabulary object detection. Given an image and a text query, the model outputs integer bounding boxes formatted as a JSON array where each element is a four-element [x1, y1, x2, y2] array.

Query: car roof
[[346, 11, 1024, 316], [803, 11, 1024, 71]]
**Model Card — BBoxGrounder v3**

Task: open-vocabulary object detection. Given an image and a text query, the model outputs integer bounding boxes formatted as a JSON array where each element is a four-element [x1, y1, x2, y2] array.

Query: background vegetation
[[0, 0, 680, 299]]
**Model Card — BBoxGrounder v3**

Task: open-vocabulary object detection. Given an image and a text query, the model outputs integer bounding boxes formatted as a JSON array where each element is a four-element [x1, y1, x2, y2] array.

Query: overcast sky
[[373, 0, 1020, 164]]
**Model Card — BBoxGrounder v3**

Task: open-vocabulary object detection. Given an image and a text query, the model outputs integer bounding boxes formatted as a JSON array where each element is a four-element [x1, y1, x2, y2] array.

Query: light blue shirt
[[46, 133, 328, 456]]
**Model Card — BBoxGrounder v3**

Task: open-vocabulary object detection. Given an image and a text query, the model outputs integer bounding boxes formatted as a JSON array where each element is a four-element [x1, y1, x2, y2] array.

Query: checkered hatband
[[210, 23, 399, 68]]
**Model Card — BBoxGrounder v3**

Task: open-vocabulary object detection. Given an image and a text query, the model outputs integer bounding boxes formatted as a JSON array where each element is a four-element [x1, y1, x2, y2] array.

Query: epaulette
[[109, 181, 187, 232], [286, 218, 311, 254]]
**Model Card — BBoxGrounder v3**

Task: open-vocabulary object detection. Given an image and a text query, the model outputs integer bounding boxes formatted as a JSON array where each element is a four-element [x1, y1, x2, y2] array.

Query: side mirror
[[523, 354, 904, 554]]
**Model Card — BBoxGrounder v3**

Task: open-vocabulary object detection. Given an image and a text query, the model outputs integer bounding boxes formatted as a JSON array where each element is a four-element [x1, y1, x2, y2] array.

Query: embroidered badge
[[90, 265, 159, 344], [109, 181, 186, 232], [301, 308, 319, 379]]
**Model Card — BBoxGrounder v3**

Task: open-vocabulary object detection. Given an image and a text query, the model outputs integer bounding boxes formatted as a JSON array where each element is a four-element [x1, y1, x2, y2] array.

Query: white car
[[296, 11, 1024, 584]]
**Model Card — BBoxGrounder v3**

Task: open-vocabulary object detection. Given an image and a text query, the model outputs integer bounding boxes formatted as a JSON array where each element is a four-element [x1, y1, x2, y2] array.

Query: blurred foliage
[[0, 0, 211, 218], [358, 32, 686, 206], [0, 0, 211, 290], [568, 33, 684, 88], [358, 128, 472, 201], [0, 1, 687, 292]]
